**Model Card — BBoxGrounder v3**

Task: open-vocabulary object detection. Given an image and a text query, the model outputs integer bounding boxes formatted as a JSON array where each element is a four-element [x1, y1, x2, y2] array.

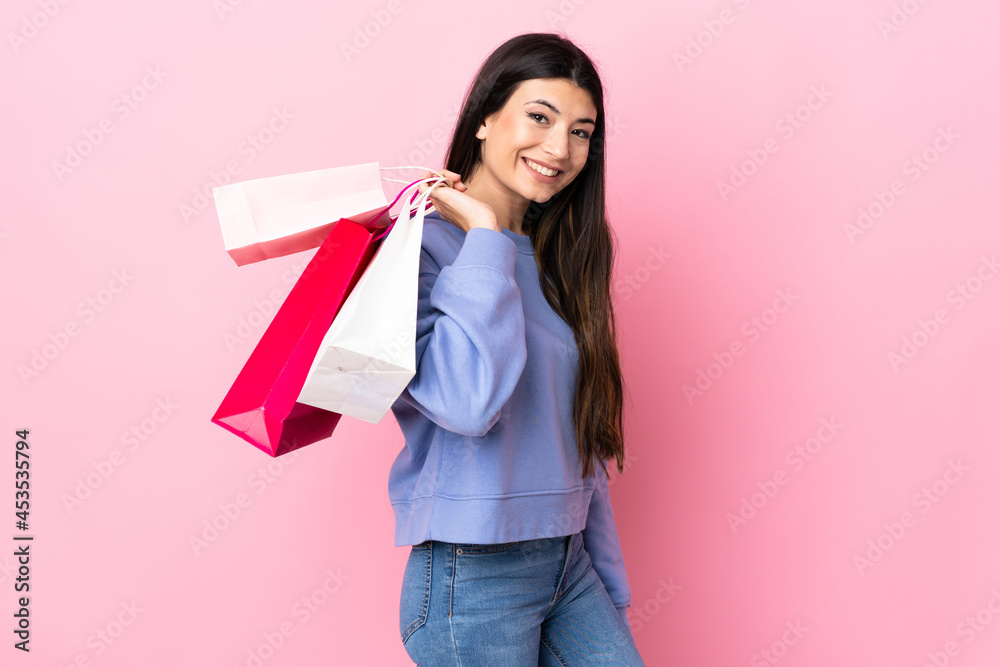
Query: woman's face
[[474, 77, 597, 205]]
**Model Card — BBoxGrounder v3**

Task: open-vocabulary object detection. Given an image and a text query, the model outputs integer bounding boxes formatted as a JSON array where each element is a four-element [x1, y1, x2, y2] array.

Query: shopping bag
[[212, 162, 392, 266], [296, 175, 451, 423], [211, 217, 382, 456]]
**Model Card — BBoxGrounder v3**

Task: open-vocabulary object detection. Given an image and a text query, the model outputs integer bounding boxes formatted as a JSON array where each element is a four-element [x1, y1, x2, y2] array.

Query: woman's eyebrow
[[524, 99, 596, 126]]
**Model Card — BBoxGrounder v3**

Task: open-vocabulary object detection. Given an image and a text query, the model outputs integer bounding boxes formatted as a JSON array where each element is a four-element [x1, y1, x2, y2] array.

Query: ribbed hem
[[392, 487, 590, 546]]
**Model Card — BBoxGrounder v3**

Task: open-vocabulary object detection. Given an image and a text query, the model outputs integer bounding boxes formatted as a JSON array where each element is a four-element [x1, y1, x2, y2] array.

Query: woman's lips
[[522, 157, 561, 182]]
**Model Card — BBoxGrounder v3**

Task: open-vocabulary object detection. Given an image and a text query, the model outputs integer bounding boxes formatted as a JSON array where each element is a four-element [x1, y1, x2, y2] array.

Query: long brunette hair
[[444, 33, 627, 480]]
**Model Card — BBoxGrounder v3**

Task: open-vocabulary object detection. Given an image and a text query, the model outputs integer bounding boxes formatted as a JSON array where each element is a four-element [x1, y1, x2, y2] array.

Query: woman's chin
[[529, 192, 555, 204]]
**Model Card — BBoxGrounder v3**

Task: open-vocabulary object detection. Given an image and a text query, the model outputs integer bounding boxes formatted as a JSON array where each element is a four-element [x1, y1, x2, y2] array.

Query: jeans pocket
[[399, 544, 432, 645], [453, 540, 523, 555]]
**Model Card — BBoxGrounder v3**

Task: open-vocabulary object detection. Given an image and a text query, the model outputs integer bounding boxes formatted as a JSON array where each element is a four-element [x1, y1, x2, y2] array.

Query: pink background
[[3, 1, 999, 665]]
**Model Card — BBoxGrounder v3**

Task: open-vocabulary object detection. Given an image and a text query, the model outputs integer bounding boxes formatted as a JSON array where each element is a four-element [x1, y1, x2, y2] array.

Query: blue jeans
[[399, 531, 645, 666]]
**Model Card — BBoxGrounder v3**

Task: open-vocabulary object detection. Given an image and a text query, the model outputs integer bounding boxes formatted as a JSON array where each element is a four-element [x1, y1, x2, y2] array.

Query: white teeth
[[525, 158, 559, 177]]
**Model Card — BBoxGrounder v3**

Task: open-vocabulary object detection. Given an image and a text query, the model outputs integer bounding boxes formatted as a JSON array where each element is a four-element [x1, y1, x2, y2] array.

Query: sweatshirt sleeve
[[395, 226, 528, 437], [581, 463, 633, 635]]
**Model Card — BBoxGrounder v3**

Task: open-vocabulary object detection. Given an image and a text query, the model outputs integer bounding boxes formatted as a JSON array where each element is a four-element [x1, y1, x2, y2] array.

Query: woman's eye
[[528, 112, 589, 139]]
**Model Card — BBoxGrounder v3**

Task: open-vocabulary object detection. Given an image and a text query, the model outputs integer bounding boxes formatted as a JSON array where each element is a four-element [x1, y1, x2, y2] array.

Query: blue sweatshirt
[[388, 210, 633, 631]]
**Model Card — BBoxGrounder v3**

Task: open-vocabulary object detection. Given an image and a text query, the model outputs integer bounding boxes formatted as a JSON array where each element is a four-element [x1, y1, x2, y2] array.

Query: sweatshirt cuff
[[617, 605, 631, 634], [450, 227, 516, 275]]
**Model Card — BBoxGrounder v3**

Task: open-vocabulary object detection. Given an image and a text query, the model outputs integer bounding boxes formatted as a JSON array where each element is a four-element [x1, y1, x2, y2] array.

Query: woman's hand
[[417, 169, 499, 234]]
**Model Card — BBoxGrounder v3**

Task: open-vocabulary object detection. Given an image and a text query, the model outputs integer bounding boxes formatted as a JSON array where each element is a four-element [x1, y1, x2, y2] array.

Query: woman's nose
[[541, 131, 570, 160]]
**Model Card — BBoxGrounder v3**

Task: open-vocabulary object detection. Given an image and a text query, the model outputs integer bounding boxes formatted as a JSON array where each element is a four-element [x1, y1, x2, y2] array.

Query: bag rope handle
[[374, 166, 453, 242]]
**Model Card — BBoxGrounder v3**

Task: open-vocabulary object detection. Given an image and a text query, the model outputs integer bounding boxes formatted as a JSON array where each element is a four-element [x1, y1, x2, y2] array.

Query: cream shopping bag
[[212, 162, 392, 266]]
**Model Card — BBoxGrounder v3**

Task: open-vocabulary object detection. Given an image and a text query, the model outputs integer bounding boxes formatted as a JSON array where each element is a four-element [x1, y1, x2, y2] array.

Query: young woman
[[389, 32, 644, 666]]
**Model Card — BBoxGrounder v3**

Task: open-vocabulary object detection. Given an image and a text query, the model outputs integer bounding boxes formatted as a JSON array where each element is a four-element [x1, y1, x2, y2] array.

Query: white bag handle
[[380, 165, 454, 217], [371, 167, 452, 241]]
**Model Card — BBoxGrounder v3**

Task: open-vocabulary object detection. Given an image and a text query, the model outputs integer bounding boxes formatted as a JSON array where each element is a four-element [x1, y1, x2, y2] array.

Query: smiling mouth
[[523, 157, 562, 177]]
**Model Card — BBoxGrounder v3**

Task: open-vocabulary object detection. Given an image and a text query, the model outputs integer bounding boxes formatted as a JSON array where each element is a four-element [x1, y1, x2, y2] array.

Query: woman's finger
[[441, 169, 467, 191]]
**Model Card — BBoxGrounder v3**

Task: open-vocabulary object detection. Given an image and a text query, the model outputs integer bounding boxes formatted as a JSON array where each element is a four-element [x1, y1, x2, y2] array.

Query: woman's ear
[[476, 111, 495, 141]]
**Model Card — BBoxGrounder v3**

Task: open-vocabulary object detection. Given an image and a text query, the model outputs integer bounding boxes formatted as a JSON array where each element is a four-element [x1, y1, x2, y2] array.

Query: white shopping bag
[[296, 174, 450, 423], [212, 162, 391, 266]]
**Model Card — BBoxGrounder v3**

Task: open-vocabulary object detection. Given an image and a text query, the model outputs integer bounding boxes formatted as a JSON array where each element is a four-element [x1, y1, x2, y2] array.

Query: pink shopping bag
[[211, 215, 382, 456]]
